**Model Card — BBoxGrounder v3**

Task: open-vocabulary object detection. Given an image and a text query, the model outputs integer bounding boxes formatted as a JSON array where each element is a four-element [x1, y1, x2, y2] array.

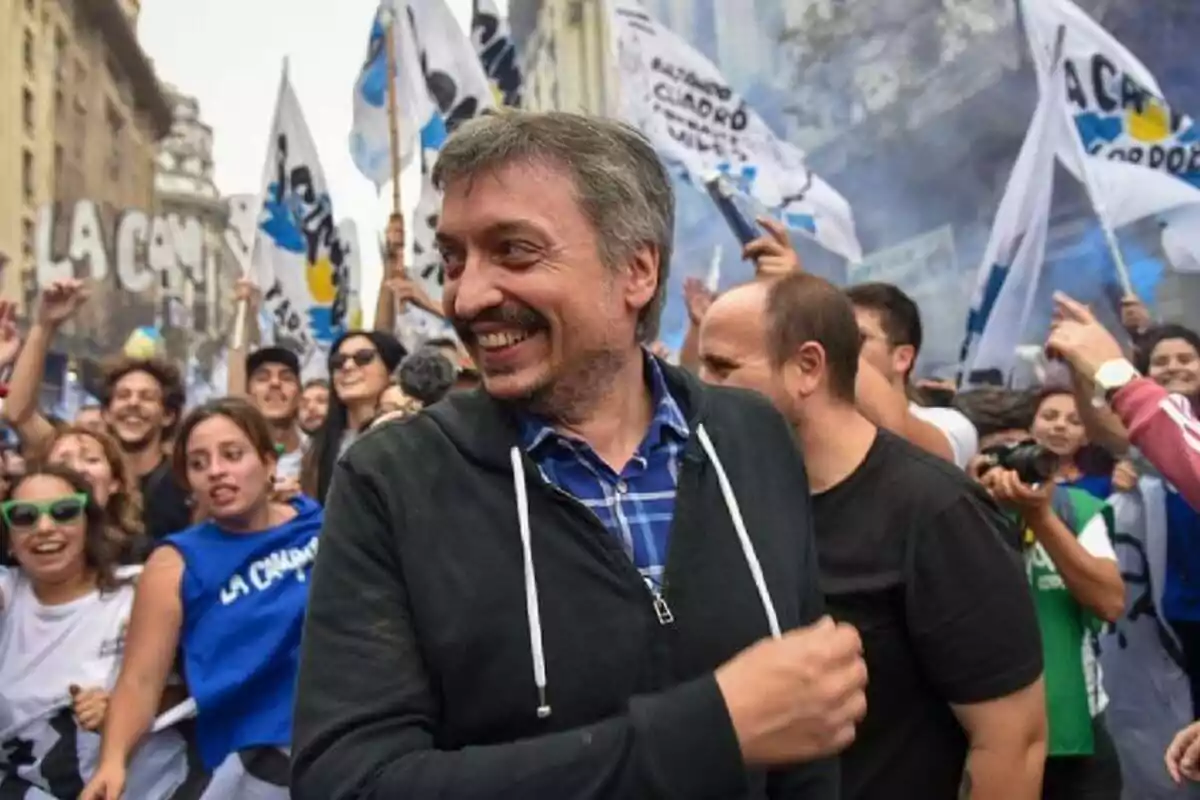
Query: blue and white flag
[[609, 0, 861, 263], [471, 0, 523, 107], [349, 1, 437, 189], [958, 59, 1060, 385], [254, 63, 350, 359], [1022, 0, 1200, 229], [405, 0, 494, 303]]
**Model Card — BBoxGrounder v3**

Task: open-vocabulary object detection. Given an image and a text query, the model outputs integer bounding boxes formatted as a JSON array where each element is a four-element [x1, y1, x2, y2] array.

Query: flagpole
[[384, 7, 403, 214], [1049, 24, 1135, 296]]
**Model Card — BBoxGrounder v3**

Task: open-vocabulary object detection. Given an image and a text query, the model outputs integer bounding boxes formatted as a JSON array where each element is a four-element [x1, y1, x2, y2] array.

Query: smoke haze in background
[[648, 0, 1200, 374]]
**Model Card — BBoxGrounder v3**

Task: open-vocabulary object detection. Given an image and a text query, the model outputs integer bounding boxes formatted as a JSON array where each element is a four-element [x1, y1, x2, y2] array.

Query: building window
[[22, 219, 36, 261], [25, 0, 34, 13], [54, 88, 64, 122], [22, 89, 34, 134], [54, 144, 64, 189], [24, 30, 35, 74], [22, 150, 35, 202], [75, 58, 87, 84]]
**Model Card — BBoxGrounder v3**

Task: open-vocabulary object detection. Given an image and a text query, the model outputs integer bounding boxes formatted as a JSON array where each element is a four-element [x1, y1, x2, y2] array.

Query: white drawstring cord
[[511, 447, 552, 719], [696, 425, 782, 639]]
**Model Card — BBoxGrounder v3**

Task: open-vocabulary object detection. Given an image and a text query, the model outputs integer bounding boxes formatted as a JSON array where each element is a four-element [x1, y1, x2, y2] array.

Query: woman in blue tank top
[[81, 397, 322, 800]]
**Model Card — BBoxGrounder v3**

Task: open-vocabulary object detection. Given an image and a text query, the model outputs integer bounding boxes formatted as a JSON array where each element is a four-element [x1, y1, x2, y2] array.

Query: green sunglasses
[[1, 493, 88, 531]]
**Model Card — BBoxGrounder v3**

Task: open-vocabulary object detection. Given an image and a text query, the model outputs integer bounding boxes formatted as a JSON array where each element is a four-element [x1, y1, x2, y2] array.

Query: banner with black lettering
[[610, 0, 861, 263], [471, 0, 522, 107], [254, 62, 350, 360], [1022, 0, 1200, 229]]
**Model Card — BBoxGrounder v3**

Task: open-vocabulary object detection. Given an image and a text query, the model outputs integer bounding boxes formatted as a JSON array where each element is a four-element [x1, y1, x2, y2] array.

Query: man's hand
[[980, 467, 1054, 519], [1166, 720, 1200, 784], [232, 277, 262, 314], [683, 277, 715, 327], [1119, 293, 1152, 336], [744, 216, 801, 279], [0, 300, 21, 369], [37, 278, 90, 328], [716, 616, 867, 766], [1046, 292, 1126, 377], [70, 685, 109, 732], [385, 213, 405, 261]]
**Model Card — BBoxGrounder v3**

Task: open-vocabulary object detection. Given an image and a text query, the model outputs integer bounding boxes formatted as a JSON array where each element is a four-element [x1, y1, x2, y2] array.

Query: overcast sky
[[138, 0, 495, 318]]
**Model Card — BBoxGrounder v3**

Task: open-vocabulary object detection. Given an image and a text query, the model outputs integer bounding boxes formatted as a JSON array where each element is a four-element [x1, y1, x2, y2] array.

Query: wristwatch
[[1092, 358, 1140, 405]]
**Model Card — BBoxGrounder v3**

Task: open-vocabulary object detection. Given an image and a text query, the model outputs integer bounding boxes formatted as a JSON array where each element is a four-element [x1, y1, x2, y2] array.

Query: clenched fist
[[717, 616, 868, 765]]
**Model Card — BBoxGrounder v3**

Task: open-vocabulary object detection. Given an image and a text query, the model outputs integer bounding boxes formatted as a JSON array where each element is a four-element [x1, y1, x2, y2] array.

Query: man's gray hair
[[432, 110, 675, 341]]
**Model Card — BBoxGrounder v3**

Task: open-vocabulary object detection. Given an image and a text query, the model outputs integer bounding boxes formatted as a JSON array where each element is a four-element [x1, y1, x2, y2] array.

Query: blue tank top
[[165, 496, 322, 770]]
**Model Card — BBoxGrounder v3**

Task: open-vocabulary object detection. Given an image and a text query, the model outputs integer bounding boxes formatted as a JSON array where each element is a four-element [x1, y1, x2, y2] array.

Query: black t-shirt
[[812, 430, 1043, 800], [139, 458, 192, 541]]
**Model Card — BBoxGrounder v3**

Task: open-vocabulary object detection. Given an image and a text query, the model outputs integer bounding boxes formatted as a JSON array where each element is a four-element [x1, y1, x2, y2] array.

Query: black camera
[[977, 439, 1058, 486]]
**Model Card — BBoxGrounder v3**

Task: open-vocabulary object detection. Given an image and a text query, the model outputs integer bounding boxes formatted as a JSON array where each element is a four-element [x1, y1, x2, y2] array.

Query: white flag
[[1022, 0, 1200, 229], [338, 218, 364, 328], [471, 0, 523, 107], [254, 64, 350, 360], [1161, 205, 1200, 274], [959, 65, 1060, 385], [349, 1, 437, 189], [609, 0, 861, 263], [405, 0, 495, 305]]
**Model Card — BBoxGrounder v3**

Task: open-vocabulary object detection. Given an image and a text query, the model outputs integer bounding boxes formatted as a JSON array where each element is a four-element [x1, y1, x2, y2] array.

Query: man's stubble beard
[[506, 345, 631, 427]]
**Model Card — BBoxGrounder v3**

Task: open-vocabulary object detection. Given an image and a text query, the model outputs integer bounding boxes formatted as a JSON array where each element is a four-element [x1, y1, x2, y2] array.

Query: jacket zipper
[[541, 479, 675, 627]]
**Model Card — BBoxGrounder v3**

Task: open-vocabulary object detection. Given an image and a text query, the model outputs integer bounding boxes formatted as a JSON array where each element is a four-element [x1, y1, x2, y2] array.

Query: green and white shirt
[[1023, 487, 1116, 757]]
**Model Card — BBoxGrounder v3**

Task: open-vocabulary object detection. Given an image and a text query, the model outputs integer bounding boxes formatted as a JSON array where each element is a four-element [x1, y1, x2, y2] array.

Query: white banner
[[1022, 0, 1200, 230], [958, 63, 1060, 385], [609, 0, 861, 263], [254, 64, 350, 359]]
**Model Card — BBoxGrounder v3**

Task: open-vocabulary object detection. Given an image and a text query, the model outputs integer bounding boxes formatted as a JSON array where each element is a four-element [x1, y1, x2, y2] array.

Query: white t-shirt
[[909, 403, 979, 469], [276, 445, 305, 481], [0, 567, 189, 798]]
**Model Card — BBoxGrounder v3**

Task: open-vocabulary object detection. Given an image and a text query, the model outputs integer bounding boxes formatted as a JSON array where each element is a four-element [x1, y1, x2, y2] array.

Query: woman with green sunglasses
[[0, 465, 194, 798]]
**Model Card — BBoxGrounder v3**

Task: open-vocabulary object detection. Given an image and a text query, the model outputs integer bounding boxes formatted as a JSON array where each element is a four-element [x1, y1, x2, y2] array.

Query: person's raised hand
[[744, 216, 802, 279], [79, 760, 126, 800], [1119, 293, 1152, 336], [37, 278, 90, 328], [716, 616, 867, 765], [1046, 292, 1125, 378]]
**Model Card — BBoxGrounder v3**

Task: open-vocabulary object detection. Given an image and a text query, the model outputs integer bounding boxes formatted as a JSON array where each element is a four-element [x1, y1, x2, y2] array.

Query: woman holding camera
[[974, 418, 1125, 799]]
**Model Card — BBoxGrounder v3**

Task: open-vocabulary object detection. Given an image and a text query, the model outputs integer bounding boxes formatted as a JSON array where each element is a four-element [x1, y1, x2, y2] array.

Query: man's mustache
[[454, 304, 548, 340]]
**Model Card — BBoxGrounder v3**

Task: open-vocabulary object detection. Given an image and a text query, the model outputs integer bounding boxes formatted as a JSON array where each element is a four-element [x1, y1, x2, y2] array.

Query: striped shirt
[[518, 356, 690, 590]]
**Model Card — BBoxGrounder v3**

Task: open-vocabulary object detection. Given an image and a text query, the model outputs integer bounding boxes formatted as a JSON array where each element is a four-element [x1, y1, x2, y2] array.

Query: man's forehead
[[438, 161, 569, 232], [114, 370, 163, 392]]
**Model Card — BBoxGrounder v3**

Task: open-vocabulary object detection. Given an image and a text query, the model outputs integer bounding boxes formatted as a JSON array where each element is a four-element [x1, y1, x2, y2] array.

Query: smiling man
[[292, 111, 870, 799], [244, 346, 305, 480], [99, 356, 191, 540]]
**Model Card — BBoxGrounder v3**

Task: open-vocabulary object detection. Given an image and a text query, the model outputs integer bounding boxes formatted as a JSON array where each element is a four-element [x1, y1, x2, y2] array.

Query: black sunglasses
[[1, 493, 88, 530], [330, 349, 378, 371]]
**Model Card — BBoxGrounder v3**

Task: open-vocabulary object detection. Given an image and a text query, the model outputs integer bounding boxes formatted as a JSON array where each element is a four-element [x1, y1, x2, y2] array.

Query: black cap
[[247, 346, 301, 378]]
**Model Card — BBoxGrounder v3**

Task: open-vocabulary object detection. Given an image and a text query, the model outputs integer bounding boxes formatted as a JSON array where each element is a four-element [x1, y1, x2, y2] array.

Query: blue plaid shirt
[[518, 356, 690, 590]]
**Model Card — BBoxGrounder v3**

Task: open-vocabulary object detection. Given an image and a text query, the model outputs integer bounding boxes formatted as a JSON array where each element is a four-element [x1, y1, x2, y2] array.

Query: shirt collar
[[519, 352, 690, 455]]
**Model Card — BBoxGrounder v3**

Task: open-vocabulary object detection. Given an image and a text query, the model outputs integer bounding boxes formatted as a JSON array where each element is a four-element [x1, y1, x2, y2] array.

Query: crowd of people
[[1, 109, 1199, 799]]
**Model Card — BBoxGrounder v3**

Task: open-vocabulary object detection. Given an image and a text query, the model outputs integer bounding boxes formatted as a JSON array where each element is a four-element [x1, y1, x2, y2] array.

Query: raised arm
[[3, 279, 90, 457]]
